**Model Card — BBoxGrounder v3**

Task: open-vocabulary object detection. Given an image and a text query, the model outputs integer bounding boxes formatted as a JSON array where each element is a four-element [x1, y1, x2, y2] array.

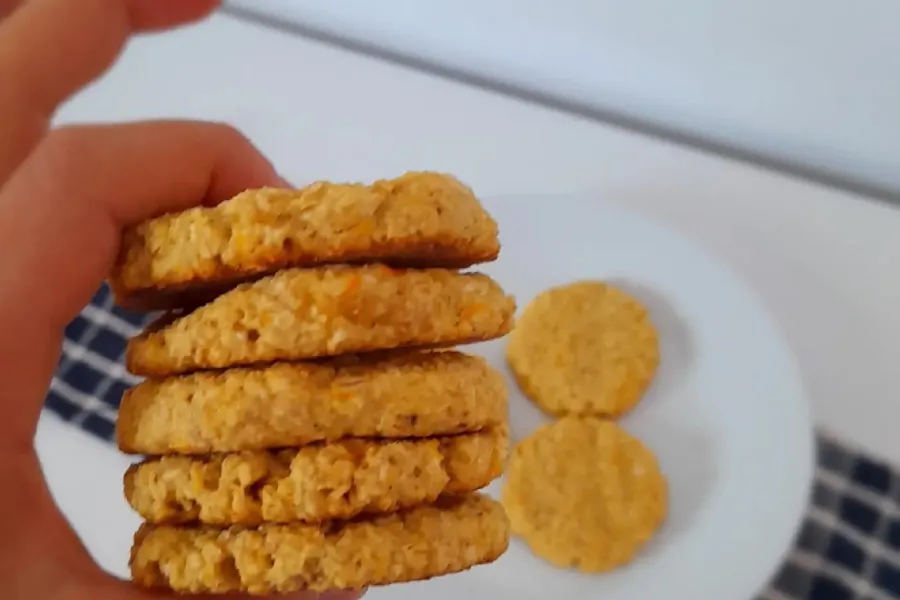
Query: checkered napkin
[[47, 284, 900, 600]]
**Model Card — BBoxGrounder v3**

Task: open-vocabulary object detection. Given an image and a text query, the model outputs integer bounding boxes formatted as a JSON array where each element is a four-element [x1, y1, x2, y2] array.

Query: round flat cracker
[[130, 494, 509, 595], [506, 280, 659, 418], [502, 417, 667, 573]]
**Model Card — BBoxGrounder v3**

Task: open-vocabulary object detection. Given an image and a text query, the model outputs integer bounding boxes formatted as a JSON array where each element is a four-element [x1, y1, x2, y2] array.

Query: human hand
[[0, 1, 361, 598]]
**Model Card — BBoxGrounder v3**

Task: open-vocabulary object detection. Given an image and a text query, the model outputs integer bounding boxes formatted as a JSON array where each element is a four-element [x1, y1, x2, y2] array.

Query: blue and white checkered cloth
[[47, 283, 900, 600], [48, 284, 150, 441]]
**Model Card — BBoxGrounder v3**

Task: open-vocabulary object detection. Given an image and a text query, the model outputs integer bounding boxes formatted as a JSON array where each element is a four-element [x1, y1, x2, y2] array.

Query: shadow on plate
[[475, 277, 715, 545], [622, 412, 719, 548], [602, 280, 714, 541], [467, 336, 552, 444], [606, 278, 696, 410], [506, 387, 550, 443]]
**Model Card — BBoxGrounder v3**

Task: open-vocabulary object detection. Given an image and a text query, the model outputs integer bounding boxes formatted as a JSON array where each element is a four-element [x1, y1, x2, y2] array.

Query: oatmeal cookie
[[110, 171, 500, 310], [125, 428, 507, 525], [125, 264, 515, 376], [129, 493, 509, 594], [117, 350, 508, 455]]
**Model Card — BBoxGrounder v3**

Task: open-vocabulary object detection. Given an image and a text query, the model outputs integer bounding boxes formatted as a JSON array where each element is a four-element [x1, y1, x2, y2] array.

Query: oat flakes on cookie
[[112, 170, 515, 594], [502, 417, 667, 573], [506, 280, 659, 418], [129, 494, 510, 595], [110, 171, 501, 310], [125, 427, 507, 525], [117, 350, 508, 454], [125, 265, 516, 376]]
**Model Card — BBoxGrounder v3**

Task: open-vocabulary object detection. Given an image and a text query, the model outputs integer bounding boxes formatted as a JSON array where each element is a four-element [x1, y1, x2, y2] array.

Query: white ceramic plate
[[365, 194, 815, 600], [38, 192, 814, 598]]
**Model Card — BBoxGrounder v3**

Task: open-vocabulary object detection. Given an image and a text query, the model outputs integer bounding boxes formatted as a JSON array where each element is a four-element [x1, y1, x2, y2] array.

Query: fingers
[[123, 0, 223, 31], [30, 120, 280, 226], [0, 0, 221, 180], [0, 0, 220, 113], [0, 119, 279, 321], [0, 0, 21, 21], [0, 120, 279, 447]]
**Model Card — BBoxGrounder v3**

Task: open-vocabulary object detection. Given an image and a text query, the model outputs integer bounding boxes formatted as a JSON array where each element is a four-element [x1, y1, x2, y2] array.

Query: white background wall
[[226, 0, 900, 199]]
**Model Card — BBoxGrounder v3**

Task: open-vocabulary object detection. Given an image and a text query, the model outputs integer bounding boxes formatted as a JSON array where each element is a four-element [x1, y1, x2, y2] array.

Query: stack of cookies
[[108, 172, 516, 596]]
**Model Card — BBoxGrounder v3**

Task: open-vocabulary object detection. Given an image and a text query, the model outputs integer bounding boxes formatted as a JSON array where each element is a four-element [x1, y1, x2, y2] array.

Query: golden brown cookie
[[125, 427, 508, 525], [130, 493, 509, 595], [117, 350, 508, 455], [125, 264, 516, 376], [506, 280, 659, 418], [501, 417, 667, 573], [110, 171, 501, 311]]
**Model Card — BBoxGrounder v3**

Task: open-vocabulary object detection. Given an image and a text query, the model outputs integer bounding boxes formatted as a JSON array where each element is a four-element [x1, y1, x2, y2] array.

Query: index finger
[[0, 119, 282, 328], [0, 119, 281, 448], [0, 0, 221, 180]]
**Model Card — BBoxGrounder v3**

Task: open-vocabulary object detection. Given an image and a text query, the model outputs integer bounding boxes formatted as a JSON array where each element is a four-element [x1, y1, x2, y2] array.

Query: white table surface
[[39, 11, 900, 579], [227, 0, 900, 198]]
